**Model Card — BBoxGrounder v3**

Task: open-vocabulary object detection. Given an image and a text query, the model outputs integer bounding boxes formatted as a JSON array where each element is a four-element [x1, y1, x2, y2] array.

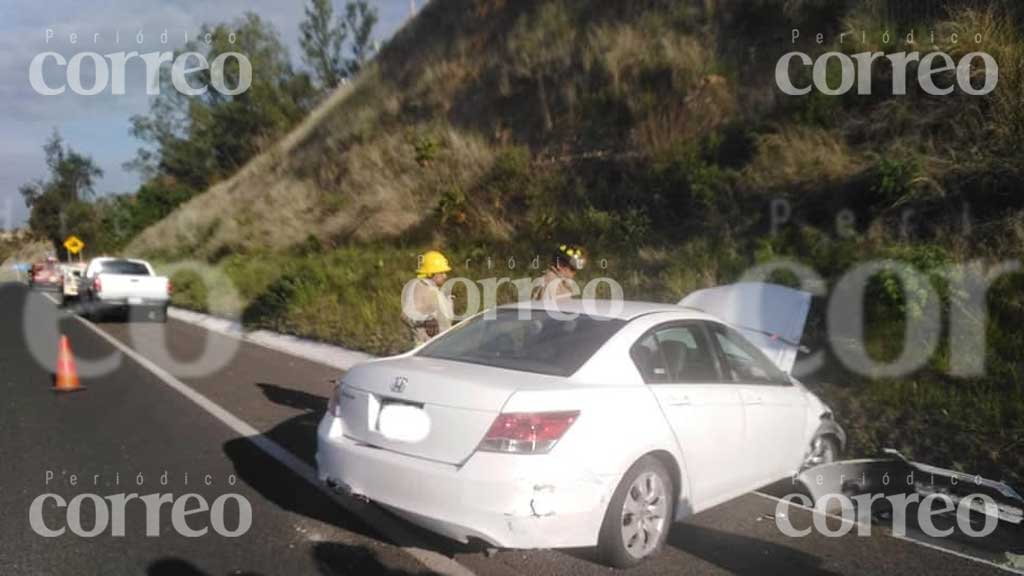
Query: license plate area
[[128, 297, 143, 305], [369, 395, 430, 443]]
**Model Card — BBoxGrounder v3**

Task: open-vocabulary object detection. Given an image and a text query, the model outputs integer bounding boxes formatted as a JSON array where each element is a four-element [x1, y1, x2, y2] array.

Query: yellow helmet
[[555, 244, 587, 271], [417, 250, 452, 277]]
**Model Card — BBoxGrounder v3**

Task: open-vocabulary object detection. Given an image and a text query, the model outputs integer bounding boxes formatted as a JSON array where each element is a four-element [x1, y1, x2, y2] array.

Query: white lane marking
[[43, 292, 475, 576], [753, 490, 1024, 575]]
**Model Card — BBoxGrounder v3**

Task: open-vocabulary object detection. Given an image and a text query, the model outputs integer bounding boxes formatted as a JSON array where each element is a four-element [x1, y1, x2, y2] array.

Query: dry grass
[[318, 126, 495, 243], [744, 126, 864, 190]]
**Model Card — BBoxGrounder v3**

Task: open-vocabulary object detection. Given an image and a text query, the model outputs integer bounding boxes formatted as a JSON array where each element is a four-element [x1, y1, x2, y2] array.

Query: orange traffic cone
[[54, 335, 85, 393]]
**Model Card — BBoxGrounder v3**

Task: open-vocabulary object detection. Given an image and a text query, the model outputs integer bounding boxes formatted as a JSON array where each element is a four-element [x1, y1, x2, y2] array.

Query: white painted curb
[[168, 307, 376, 371]]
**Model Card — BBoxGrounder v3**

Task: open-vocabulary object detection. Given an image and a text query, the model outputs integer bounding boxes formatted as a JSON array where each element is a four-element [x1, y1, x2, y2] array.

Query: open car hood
[[679, 282, 811, 374]]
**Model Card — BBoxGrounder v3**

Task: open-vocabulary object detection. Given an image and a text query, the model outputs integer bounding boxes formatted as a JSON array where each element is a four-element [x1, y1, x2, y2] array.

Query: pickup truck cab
[[80, 257, 171, 322]]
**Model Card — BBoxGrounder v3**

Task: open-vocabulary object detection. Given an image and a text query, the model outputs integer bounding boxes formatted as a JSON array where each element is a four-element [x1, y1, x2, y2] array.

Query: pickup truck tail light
[[167, 280, 173, 296], [93, 276, 102, 294], [478, 411, 579, 454]]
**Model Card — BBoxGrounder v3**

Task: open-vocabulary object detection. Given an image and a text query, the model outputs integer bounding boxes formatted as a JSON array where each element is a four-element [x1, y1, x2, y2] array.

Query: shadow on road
[[147, 557, 264, 576], [313, 542, 440, 575], [222, 420, 370, 537], [667, 523, 841, 576], [146, 544, 441, 576], [251, 382, 327, 463], [257, 381, 328, 412]]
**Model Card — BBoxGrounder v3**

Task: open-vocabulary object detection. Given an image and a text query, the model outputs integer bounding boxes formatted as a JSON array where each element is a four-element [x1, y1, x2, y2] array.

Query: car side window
[[630, 333, 669, 384], [709, 324, 790, 385], [630, 324, 720, 384]]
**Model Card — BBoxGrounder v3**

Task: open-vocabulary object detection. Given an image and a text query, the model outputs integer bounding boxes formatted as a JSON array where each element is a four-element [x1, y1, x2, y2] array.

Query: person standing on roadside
[[532, 244, 586, 301], [402, 250, 455, 347]]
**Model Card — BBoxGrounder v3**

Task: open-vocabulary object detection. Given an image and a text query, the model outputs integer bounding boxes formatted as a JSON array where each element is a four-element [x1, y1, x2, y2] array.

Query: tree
[[129, 13, 316, 191], [344, 0, 379, 77], [20, 130, 104, 252], [299, 0, 379, 89], [300, 0, 348, 90]]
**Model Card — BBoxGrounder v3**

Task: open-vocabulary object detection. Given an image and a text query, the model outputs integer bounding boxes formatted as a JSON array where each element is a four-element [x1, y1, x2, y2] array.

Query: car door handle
[[743, 394, 763, 405]]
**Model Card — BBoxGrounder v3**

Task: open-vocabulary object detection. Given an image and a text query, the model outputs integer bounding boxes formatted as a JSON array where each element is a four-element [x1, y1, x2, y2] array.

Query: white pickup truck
[[80, 257, 171, 322]]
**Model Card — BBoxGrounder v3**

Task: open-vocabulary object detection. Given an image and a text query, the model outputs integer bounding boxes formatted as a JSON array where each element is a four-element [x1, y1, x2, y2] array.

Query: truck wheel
[[597, 455, 674, 568]]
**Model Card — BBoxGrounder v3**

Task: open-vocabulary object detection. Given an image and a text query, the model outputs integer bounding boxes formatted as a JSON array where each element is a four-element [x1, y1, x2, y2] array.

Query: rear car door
[[707, 322, 808, 484], [632, 322, 748, 509]]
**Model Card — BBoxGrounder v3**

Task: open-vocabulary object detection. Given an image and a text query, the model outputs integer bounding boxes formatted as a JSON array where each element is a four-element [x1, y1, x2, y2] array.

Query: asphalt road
[[0, 282, 1018, 575]]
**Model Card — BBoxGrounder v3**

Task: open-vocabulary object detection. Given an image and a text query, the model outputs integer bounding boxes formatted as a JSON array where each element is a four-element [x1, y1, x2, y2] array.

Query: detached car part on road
[[317, 284, 845, 568], [78, 257, 171, 323]]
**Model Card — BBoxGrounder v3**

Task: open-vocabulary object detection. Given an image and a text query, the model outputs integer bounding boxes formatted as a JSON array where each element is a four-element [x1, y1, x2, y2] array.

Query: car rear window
[[98, 260, 150, 275], [417, 309, 625, 377]]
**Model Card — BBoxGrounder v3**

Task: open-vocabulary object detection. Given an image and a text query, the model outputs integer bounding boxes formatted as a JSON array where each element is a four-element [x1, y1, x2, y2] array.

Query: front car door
[[631, 322, 749, 511], [707, 322, 808, 484]]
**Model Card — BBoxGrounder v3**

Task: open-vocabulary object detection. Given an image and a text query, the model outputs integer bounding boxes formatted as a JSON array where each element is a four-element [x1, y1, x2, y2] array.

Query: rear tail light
[[167, 280, 174, 295], [93, 276, 102, 293], [478, 411, 580, 454]]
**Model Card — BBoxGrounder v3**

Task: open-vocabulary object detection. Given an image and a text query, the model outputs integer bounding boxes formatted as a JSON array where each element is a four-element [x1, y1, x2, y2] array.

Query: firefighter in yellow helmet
[[532, 244, 586, 300], [402, 250, 455, 346]]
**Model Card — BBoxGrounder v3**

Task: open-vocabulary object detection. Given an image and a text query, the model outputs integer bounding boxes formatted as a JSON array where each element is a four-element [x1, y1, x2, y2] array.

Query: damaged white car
[[316, 283, 845, 567]]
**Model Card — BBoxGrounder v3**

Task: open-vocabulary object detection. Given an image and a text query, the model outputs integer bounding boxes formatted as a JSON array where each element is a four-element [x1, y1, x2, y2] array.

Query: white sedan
[[317, 285, 845, 567]]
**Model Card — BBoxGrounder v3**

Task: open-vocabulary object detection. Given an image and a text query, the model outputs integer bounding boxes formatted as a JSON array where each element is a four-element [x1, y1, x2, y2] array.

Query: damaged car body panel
[[792, 450, 1022, 550], [316, 292, 845, 562]]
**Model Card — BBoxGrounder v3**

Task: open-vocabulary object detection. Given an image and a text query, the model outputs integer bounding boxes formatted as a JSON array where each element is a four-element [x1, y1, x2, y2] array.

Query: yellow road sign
[[63, 235, 85, 255]]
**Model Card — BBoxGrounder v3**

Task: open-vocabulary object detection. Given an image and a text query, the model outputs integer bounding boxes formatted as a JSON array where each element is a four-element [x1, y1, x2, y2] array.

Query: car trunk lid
[[337, 356, 560, 465]]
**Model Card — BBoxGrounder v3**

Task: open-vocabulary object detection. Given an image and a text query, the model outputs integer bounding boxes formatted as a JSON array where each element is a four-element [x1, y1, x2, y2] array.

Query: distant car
[[79, 257, 171, 322], [316, 287, 845, 568], [29, 262, 62, 291], [59, 263, 87, 306]]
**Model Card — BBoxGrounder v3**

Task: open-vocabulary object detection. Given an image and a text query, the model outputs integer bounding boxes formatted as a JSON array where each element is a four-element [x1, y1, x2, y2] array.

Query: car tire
[[597, 455, 674, 568]]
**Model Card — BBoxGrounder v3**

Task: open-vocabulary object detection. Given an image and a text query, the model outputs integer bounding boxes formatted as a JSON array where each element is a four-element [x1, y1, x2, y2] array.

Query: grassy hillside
[[129, 0, 1024, 485]]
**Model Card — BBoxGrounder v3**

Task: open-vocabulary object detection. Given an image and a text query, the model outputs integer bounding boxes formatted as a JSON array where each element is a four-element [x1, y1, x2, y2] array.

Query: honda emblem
[[391, 376, 408, 394]]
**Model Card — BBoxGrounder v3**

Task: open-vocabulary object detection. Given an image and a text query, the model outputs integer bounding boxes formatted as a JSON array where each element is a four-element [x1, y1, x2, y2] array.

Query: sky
[[0, 0, 415, 230]]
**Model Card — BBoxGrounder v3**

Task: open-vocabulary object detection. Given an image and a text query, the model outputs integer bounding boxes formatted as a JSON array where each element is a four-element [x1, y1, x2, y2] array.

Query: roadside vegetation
[[18, 0, 1024, 486]]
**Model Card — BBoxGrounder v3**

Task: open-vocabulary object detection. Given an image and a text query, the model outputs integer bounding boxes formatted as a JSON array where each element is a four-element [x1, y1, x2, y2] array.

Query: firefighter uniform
[[402, 250, 454, 346]]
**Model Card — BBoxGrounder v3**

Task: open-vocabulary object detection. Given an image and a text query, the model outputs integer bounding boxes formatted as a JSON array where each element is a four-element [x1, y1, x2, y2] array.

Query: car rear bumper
[[93, 298, 169, 308], [315, 413, 616, 549]]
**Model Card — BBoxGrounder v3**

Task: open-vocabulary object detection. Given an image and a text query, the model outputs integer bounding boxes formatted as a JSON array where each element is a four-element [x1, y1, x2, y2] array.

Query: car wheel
[[597, 455, 674, 568], [802, 435, 840, 469]]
